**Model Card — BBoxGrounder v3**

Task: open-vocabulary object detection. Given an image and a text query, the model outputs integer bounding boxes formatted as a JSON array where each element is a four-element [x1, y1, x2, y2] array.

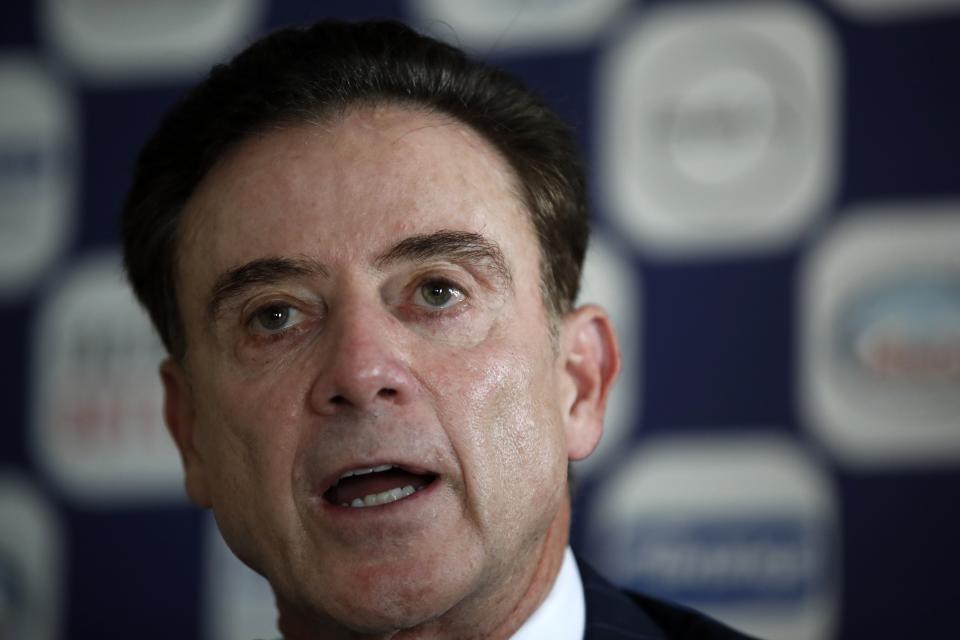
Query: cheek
[[434, 342, 566, 504], [195, 371, 305, 508], [192, 376, 308, 573]]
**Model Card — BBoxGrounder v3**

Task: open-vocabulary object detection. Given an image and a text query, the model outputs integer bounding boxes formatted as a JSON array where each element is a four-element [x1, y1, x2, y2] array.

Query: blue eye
[[418, 281, 464, 309], [251, 304, 300, 333]]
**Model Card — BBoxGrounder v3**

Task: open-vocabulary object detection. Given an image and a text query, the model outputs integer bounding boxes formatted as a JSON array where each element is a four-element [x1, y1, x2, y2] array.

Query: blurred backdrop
[[1, 0, 958, 638]]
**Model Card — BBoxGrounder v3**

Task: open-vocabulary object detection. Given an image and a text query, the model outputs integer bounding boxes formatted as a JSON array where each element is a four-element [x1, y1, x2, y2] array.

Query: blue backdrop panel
[[1, 1, 958, 639]]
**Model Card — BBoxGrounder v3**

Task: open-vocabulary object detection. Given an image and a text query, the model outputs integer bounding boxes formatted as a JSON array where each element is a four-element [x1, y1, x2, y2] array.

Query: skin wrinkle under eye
[[245, 277, 466, 348], [223, 269, 507, 376], [206, 235, 515, 370]]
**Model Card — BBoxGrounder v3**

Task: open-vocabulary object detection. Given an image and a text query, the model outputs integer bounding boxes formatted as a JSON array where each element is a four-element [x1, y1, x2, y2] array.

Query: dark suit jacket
[[578, 558, 760, 640], [266, 558, 759, 640]]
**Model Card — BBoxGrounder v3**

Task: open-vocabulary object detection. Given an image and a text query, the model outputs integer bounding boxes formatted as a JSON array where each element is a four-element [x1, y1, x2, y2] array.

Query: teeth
[[348, 485, 418, 508], [339, 464, 395, 480]]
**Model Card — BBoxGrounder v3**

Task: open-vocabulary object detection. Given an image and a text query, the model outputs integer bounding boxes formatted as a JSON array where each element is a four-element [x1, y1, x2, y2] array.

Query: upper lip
[[317, 459, 439, 495]]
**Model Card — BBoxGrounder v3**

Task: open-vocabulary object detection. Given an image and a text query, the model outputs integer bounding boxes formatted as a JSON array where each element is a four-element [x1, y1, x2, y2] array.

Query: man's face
[[165, 106, 605, 635]]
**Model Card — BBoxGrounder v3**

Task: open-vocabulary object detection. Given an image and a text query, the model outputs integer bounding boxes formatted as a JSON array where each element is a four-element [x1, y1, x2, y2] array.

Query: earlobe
[[560, 305, 621, 461], [160, 358, 212, 508]]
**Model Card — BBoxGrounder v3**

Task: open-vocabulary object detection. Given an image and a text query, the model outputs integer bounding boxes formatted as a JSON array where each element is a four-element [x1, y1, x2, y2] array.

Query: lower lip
[[317, 476, 440, 515]]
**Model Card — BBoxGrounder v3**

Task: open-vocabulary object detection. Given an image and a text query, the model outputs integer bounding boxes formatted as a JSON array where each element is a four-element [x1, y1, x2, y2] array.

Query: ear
[[558, 304, 621, 461], [160, 358, 212, 508]]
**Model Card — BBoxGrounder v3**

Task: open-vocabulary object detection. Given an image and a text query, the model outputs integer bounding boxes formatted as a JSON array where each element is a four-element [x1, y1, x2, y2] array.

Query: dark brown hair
[[122, 19, 589, 358]]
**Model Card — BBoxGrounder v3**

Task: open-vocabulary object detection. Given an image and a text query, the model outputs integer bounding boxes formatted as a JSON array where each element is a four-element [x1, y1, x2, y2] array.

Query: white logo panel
[[41, 0, 262, 81], [801, 204, 960, 467], [31, 253, 183, 503], [574, 231, 642, 476], [202, 516, 279, 640], [586, 434, 839, 640], [0, 474, 64, 640], [599, 2, 837, 256], [410, 0, 632, 50], [0, 56, 74, 297]]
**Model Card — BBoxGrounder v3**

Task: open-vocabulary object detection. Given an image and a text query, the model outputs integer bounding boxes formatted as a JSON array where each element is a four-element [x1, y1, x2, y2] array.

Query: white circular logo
[[0, 56, 74, 297], [668, 67, 778, 186], [31, 253, 183, 503], [0, 474, 63, 640], [410, 0, 633, 50], [599, 2, 837, 255], [801, 204, 960, 467], [586, 433, 839, 640], [42, 0, 263, 81]]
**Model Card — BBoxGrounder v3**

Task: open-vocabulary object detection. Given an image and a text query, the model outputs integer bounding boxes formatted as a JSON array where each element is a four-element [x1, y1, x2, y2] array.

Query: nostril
[[323, 388, 400, 410]]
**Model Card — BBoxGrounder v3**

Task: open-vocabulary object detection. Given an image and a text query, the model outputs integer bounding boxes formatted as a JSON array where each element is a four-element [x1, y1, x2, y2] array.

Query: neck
[[277, 501, 571, 640]]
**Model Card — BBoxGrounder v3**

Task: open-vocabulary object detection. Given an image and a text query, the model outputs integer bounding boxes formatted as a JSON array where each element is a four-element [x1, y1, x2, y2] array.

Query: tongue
[[328, 469, 432, 504]]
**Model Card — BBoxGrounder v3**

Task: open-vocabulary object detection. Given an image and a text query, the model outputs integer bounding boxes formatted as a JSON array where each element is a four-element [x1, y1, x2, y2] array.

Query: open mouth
[[323, 464, 437, 508]]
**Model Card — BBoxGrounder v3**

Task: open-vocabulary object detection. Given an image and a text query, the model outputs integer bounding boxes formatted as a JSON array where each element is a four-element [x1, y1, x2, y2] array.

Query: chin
[[281, 551, 483, 636], [327, 595, 445, 636]]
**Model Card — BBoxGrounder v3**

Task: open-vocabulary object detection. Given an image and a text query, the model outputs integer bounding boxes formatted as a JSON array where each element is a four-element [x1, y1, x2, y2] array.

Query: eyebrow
[[207, 256, 328, 319], [374, 230, 512, 284], [206, 230, 511, 320]]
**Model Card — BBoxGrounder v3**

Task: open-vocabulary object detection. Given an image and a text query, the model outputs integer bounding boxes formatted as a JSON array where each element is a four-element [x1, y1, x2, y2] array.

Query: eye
[[416, 280, 465, 309], [250, 304, 302, 334]]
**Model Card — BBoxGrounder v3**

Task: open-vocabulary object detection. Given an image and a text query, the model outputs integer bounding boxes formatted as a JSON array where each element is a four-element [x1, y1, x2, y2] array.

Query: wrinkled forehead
[[172, 104, 542, 301], [184, 105, 530, 246]]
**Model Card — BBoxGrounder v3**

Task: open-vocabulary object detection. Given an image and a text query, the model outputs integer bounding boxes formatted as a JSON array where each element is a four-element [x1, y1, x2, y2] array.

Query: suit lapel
[[577, 556, 668, 640]]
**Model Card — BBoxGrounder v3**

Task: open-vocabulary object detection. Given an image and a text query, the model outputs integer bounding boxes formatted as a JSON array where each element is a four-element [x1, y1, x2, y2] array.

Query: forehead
[[177, 105, 537, 282]]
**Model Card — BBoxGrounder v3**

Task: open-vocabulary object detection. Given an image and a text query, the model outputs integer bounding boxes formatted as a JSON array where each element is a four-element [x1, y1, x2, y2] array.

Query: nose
[[307, 303, 415, 416]]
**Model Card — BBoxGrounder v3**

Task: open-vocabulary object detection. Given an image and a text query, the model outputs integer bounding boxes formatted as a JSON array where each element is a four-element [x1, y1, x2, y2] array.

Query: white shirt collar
[[510, 547, 585, 640]]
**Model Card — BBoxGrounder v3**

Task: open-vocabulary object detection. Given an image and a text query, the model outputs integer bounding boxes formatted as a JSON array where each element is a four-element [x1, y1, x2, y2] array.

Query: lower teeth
[[343, 485, 417, 508]]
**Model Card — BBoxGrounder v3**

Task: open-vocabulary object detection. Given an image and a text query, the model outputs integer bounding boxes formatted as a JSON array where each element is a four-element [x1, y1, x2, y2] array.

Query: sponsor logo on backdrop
[[41, 0, 262, 80], [202, 516, 278, 640], [573, 231, 642, 476], [829, 0, 960, 20], [599, 2, 836, 256], [0, 56, 74, 297], [802, 206, 960, 466], [410, 0, 631, 50], [0, 475, 63, 640], [609, 518, 825, 606], [31, 253, 183, 502], [586, 434, 838, 640]]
